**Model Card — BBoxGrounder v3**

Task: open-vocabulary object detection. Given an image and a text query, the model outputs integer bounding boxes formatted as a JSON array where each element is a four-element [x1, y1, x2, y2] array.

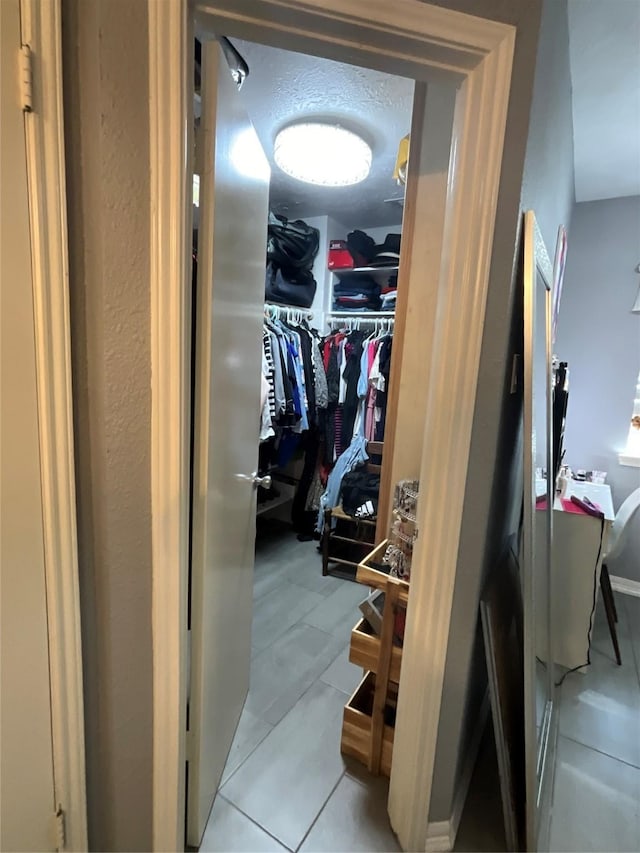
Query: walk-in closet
[[185, 19, 505, 847], [189, 35, 422, 850]]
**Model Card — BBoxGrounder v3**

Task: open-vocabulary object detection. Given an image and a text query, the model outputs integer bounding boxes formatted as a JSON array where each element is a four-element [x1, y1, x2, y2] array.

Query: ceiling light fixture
[[274, 122, 372, 187]]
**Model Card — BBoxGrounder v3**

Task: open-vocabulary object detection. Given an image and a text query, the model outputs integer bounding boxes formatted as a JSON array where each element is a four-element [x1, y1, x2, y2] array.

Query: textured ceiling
[[233, 39, 414, 229], [568, 0, 640, 202]]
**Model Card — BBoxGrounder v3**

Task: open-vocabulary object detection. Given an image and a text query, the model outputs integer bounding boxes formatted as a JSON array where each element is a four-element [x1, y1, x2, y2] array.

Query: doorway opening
[[149, 3, 515, 850], [189, 36, 416, 850]]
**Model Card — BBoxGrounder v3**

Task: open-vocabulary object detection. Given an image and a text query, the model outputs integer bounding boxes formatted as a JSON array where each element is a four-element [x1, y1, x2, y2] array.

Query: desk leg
[[600, 565, 621, 665]]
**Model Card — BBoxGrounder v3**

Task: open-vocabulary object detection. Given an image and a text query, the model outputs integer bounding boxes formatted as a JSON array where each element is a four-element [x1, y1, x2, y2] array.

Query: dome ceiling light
[[273, 122, 372, 187]]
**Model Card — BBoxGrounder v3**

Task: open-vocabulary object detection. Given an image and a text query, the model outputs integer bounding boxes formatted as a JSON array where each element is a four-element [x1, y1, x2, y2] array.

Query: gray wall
[[556, 196, 640, 582], [520, 0, 576, 255], [428, 0, 575, 824], [62, 0, 153, 849]]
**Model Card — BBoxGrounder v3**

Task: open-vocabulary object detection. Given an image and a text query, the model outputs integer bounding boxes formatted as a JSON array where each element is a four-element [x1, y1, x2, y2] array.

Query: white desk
[[552, 480, 614, 521], [536, 480, 614, 670]]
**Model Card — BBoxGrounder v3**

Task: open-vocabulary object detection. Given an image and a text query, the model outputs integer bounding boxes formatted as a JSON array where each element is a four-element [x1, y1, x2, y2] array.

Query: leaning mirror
[[522, 210, 554, 851]]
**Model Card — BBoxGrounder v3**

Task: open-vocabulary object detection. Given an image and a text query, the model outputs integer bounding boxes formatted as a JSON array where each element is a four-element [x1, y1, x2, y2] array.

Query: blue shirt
[[316, 434, 369, 532]]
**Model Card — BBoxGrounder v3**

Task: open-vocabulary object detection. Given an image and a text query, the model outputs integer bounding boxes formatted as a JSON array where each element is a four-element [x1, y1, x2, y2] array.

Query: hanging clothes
[[313, 322, 394, 530], [261, 315, 327, 439], [341, 330, 366, 443], [320, 325, 393, 461], [259, 311, 329, 526], [258, 309, 394, 533], [260, 350, 275, 442], [375, 335, 393, 441]]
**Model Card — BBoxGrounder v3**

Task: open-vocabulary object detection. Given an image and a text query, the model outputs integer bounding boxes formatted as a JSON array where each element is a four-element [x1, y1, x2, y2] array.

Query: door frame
[[149, 2, 515, 851], [18, 0, 88, 848]]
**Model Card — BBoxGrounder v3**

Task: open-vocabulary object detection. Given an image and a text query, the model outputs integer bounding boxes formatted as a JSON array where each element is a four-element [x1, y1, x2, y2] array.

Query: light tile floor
[[199, 523, 640, 852], [199, 525, 401, 853], [549, 592, 640, 852], [199, 523, 506, 852]]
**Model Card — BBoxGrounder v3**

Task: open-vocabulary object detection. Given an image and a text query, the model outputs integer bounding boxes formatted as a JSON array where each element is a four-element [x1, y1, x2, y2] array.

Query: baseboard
[[425, 820, 453, 852], [610, 575, 640, 598], [425, 692, 490, 852]]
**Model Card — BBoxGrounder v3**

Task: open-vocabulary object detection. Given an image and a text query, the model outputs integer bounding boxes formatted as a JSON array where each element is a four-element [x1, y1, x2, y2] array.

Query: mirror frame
[[522, 210, 555, 851]]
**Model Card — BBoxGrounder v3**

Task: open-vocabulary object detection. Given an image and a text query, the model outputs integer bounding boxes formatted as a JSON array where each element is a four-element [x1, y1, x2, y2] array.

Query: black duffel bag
[[267, 213, 320, 271], [265, 263, 317, 309], [340, 469, 380, 519]]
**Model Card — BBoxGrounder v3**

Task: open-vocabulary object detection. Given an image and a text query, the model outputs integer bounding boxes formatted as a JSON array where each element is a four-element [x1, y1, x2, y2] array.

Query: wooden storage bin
[[350, 618, 403, 684], [356, 539, 410, 605], [340, 540, 410, 776], [341, 671, 395, 777]]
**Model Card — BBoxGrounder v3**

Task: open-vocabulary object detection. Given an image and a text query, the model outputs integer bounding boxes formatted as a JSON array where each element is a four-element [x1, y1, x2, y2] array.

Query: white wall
[[363, 224, 403, 244], [556, 196, 640, 582], [304, 214, 348, 327]]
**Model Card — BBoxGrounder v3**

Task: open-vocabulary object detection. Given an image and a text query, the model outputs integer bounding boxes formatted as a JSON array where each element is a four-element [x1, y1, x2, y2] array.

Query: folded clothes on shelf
[[334, 295, 381, 311], [333, 272, 380, 292], [380, 292, 397, 311], [333, 273, 382, 311]]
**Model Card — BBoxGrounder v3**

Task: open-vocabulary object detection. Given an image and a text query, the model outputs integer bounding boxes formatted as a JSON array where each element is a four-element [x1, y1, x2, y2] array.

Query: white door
[[0, 0, 57, 848], [187, 40, 270, 847]]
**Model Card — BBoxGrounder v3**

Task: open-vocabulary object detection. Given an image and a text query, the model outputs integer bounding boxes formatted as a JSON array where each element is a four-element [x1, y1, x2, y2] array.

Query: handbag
[[265, 264, 317, 309]]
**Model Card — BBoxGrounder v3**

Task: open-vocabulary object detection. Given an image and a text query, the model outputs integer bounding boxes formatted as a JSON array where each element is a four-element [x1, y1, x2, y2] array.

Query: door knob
[[252, 473, 272, 489]]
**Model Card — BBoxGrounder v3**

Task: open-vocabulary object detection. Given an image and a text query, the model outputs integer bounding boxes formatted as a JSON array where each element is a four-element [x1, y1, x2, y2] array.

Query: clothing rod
[[264, 302, 314, 320], [327, 316, 395, 331], [327, 312, 395, 318]]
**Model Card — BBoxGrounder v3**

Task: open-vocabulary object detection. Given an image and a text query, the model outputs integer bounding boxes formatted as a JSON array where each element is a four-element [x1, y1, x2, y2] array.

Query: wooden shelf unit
[[340, 540, 409, 777], [342, 672, 395, 776], [350, 618, 403, 683]]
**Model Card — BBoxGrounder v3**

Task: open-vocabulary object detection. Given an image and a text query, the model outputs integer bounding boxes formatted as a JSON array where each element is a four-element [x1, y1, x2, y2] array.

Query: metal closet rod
[[327, 311, 395, 318], [327, 313, 395, 331], [264, 302, 314, 322]]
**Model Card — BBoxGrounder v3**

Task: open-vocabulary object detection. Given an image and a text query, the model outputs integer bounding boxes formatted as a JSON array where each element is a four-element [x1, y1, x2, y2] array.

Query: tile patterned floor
[[199, 526, 401, 852], [198, 524, 640, 852], [550, 592, 640, 852]]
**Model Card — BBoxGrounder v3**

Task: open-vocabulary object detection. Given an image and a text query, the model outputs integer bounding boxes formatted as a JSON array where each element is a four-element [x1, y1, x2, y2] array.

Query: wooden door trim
[[149, 2, 515, 850], [148, 2, 192, 851], [20, 0, 88, 847], [375, 79, 456, 542]]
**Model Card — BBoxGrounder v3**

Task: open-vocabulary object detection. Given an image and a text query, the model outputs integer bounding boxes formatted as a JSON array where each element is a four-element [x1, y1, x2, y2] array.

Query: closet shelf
[[330, 265, 399, 276], [327, 311, 395, 318], [256, 481, 296, 516]]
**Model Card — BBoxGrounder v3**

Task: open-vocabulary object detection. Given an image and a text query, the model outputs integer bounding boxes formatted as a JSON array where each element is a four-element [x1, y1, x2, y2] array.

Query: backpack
[[340, 469, 380, 518]]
